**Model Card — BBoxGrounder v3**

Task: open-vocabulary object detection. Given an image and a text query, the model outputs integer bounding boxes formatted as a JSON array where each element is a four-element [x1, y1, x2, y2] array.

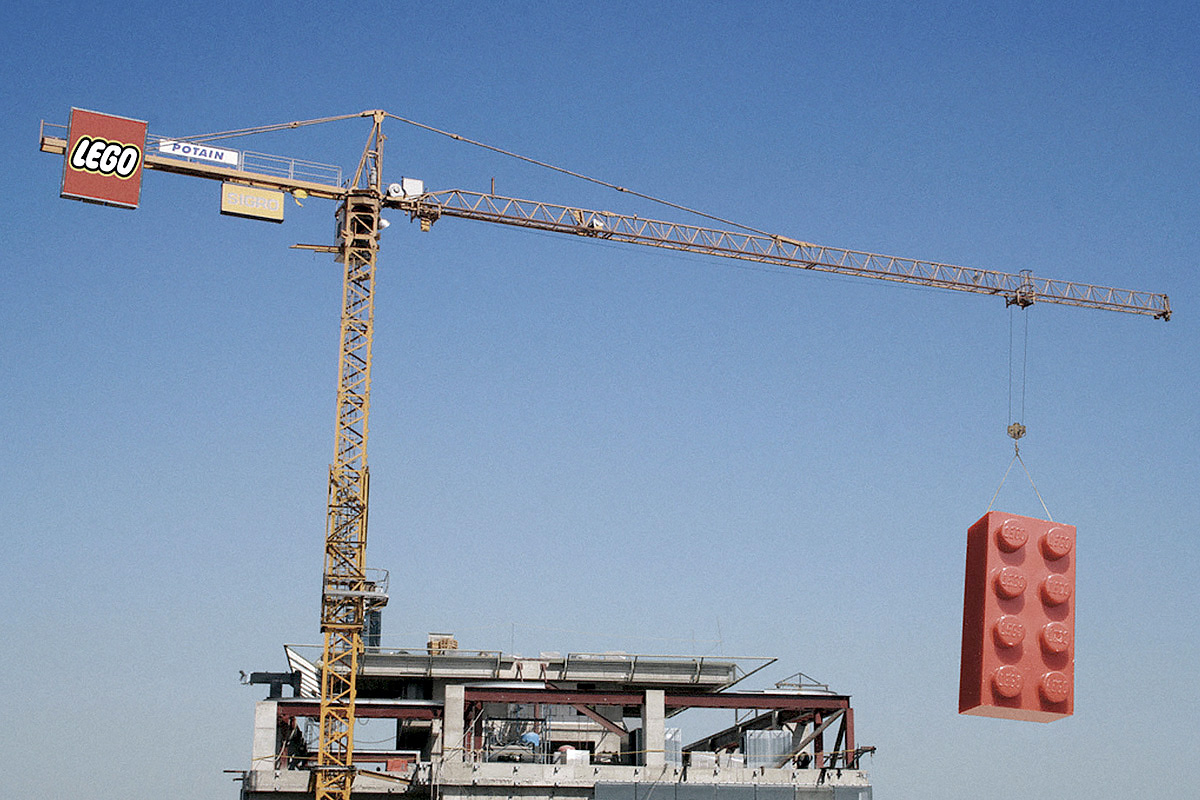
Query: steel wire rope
[[1006, 305, 1031, 429], [1019, 307, 1029, 424], [991, 306, 1051, 519], [175, 112, 371, 143], [382, 112, 773, 236], [178, 109, 780, 242], [986, 445, 1053, 521], [1023, 318, 1029, 419], [1008, 308, 1015, 425]]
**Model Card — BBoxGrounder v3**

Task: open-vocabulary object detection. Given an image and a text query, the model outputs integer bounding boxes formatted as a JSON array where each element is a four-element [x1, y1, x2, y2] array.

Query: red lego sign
[[60, 108, 148, 209], [959, 511, 1075, 722]]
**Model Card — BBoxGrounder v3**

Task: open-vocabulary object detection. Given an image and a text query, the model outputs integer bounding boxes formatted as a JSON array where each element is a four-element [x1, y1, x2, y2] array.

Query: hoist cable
[[1008, 308, 1014, 424], [1020, 309, 1029, 423], [1007, 306, 1030, 428], [994, 306, 1050, 518]]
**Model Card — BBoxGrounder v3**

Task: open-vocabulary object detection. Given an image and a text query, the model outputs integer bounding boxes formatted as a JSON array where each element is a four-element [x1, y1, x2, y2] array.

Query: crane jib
[[390, 189, 1171, 320]]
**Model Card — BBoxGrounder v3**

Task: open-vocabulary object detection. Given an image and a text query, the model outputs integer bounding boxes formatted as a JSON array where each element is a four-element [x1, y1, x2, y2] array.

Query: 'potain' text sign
[[160, 140, 239, 167], [61, 108, 148, 209], [220, 183, 285, 223]]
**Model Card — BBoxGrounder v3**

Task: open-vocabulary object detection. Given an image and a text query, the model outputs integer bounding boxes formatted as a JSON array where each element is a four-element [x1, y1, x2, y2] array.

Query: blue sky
[[2, 1, 1197, 798]]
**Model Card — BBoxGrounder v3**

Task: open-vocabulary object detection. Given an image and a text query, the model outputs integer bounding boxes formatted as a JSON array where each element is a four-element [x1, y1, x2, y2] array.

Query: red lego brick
[[959, 511, 1075, 722]]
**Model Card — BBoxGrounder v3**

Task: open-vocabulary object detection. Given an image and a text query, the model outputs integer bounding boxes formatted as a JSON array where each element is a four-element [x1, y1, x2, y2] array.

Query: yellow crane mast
[[314, 110, 387, 800], [39, 108, 1170, 800]]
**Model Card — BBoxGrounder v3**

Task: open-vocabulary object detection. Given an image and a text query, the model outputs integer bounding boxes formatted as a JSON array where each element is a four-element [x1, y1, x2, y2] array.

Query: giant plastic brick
[[959, 511, 1075, 721]]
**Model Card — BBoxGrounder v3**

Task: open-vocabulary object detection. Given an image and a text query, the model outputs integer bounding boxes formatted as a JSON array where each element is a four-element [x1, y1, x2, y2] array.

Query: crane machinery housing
[[39, 108, 1170, 800]]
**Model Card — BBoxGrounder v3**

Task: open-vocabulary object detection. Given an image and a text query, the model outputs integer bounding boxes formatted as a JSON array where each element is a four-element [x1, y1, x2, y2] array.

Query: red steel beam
[[462, 687, 850, 711], [277, 701, 439, 721]]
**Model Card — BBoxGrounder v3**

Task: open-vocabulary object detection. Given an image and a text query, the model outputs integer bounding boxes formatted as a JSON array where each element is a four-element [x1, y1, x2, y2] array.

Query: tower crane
[[39, 108, 1170, 800]]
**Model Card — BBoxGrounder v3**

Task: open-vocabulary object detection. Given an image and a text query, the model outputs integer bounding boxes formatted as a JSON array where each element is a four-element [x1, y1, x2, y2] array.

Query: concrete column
[[442, 684, 466, 763], [251, 700, 279, 771], [642, 689, 665, 767]]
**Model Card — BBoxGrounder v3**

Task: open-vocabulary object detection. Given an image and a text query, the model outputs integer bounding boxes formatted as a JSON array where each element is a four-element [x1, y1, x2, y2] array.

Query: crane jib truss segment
[[391, 190, 1171, 320]]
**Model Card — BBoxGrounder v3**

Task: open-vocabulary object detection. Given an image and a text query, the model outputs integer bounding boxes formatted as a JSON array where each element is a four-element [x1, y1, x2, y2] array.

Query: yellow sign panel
[[220, 183, 284, 223]]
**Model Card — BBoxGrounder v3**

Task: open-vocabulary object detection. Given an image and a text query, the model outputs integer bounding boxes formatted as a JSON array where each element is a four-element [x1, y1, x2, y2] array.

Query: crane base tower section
[[239, 642, 872, 800], [959, 511, 1076, 722]]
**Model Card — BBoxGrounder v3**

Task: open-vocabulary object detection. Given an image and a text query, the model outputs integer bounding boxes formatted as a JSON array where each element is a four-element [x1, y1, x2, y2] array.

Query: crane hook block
[[1007, 422, 1026, 441]]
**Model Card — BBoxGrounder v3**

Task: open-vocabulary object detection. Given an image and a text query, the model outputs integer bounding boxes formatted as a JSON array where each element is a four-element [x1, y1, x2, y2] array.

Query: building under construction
[[240, 634, 874, 800]]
